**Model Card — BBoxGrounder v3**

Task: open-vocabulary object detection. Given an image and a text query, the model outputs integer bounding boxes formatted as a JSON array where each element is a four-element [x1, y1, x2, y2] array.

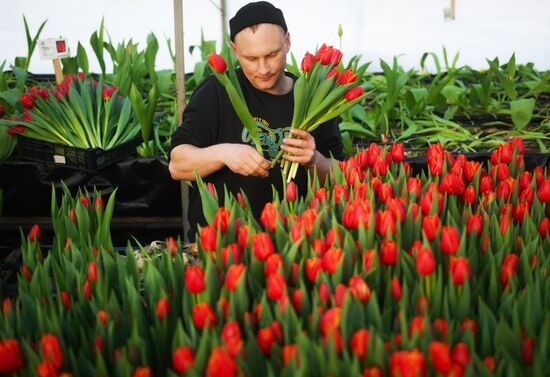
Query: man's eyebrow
[[243, 48, 281, 59]]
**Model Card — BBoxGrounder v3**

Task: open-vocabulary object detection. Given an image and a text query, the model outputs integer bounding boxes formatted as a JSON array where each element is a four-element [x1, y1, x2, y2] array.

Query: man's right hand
[[222, 144, 271, 177]]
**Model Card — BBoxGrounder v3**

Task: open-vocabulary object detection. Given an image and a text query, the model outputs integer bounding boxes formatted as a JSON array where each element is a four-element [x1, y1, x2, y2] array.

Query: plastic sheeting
[[0, 158, 182, 217], [1, 153, 549, 217]]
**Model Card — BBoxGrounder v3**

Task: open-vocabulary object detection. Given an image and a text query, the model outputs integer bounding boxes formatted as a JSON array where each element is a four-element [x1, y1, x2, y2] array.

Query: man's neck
[[269, 74, 293, 95]]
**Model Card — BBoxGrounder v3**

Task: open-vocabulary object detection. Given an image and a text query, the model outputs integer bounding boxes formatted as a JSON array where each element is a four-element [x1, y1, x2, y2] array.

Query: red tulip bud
[[225, 264, 245, 291], [41, 334, 63, 370], [429, 341, 452, 375], [173, 346, 194, 374], [29, 224, 41, 242], [20, 93, 35, 109], [208, 53, 227, 73], [0, 339, 24, 374], [286, 181, 297, 202], [300, 52, 314, 73], [185, 265, 206, 294], [345, 86, 364, 102], [192, 302, 217, 329], [156, 298, 170, 321], [257, 327, 276, 356]]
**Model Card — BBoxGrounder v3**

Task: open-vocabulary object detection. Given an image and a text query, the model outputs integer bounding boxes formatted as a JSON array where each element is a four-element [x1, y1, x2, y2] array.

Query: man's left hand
[[281, 129, 317, 167]]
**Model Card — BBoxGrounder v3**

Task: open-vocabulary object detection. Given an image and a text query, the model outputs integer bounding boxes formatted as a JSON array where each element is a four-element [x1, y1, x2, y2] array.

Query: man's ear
[[284, 32, 291, 53], [230, 41, 237, 55]]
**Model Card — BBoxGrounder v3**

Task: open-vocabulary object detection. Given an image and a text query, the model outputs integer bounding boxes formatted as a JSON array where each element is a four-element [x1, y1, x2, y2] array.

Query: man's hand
[[281, 129, 317, 167], [223, 144, 271, 177]]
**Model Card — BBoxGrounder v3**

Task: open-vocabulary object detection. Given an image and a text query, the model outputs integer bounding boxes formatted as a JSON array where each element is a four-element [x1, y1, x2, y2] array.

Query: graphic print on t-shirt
[[241, 117, 290, 158]]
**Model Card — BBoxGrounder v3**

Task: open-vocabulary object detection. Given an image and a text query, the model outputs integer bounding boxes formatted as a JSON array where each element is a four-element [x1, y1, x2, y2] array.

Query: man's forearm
[[307, 150, 332, 184], [169, 144, 226, 181]]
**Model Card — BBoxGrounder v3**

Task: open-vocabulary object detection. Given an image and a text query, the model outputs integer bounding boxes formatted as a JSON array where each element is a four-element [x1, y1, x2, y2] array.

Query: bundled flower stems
[[273, 44, 369, 182]]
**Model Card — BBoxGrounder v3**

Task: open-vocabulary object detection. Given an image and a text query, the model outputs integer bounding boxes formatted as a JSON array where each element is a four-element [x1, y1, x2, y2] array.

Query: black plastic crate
[[17, 135, 139, 172]]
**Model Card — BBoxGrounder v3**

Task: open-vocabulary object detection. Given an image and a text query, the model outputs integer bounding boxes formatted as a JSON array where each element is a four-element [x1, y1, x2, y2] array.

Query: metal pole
[[173, 0, 190, 242]]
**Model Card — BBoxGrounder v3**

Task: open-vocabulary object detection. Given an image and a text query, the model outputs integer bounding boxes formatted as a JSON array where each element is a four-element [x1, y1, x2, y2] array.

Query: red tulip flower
[[407, 177, 422, 199], [264, 253, 283, 277], [522, 338, 534, 365], [252, 232, 275, 261], [87, 261, 98, 283], [339, 69, 359, 85], [213, 207, 231, 233], [376, 210, 396, 237], [427, 144, 445, 176], [185, 265, 206, 294], [225, 264, 245, 291], [422, 214, 441, 241], [300, 52, 314, 73], [192, 302, 217, 329], [451, 342, 470, 367], [286, 181, 297, 202], [380, 239, 398, 266], [466, 214, 483, 236], [306, 257, 322, 282], [322, 247, 343, 273], [537, 178, 550, 203], [206, 347, 238, 377], [429, 341, 452, 375], [208, 53, 227, 74], [416, 246, 436, 276], [449, 257, 471, 285], [29, 224, 41, 242], [267, 273, 287, 301], [390, 348, 426, 377], [440, 225, 460, 255], [199, 225, 217, 252], [463, 161, 480, 182], [348, 275, 371, 303], [391, 143, 405, 162], [350, 329, 369, 360], [41, 334, 63, 370], [500, 253, 519, 286], [173, 346, 194, 374], [37, 361, 57, 377], [221, 244, 242, 268], [20, 93, 35, 109], [391, 277, 402, 300], [539, 218, 550, 237], [257, 327, 276, 356], [156, 298, 170, 321], [221, 321, 243, 357], [0, 339, 24, 374], [319, 308, 342, 337], [345, 86, 364, 102], [237, 225, 249, 249], [260, 202, 278, 232], [326, 68, 339, 81], [282, 344, 299, 366]]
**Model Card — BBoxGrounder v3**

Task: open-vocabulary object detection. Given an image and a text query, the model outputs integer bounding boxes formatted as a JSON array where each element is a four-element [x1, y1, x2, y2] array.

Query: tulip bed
[[2, 139, 550, 376]]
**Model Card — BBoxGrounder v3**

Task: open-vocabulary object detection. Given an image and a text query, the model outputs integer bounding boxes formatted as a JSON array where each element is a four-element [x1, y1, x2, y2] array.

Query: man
[[169, 1, 345, 240]]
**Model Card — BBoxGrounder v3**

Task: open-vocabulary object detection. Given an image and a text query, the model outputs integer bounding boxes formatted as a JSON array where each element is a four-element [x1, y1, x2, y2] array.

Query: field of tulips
[[2, 138, 550, 376]]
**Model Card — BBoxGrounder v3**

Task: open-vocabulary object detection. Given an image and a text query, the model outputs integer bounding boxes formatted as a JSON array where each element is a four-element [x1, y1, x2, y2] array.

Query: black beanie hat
[[229, 1, 287, 41]]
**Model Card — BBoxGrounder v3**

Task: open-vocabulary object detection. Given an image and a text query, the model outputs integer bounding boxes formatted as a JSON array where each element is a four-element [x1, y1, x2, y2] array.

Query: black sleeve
[[311, 117, 346, 161], [170, 76, 219, 152]]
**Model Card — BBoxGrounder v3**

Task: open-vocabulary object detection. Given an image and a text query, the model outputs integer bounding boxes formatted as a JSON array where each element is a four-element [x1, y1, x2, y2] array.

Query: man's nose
[[258, 59, 270, 75]]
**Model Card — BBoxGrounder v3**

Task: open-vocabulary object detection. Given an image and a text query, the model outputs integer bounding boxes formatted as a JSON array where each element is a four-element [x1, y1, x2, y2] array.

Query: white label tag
[[53, 155, 66, 164], [38, 38, 71, 60]]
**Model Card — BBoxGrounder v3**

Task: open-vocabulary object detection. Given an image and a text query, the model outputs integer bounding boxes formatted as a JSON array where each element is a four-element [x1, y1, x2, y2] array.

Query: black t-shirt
[[171, 68, 345, 240]]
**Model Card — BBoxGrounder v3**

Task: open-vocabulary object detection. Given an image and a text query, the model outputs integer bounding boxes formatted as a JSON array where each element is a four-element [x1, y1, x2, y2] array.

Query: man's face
[[231, 23, 290, 95]]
